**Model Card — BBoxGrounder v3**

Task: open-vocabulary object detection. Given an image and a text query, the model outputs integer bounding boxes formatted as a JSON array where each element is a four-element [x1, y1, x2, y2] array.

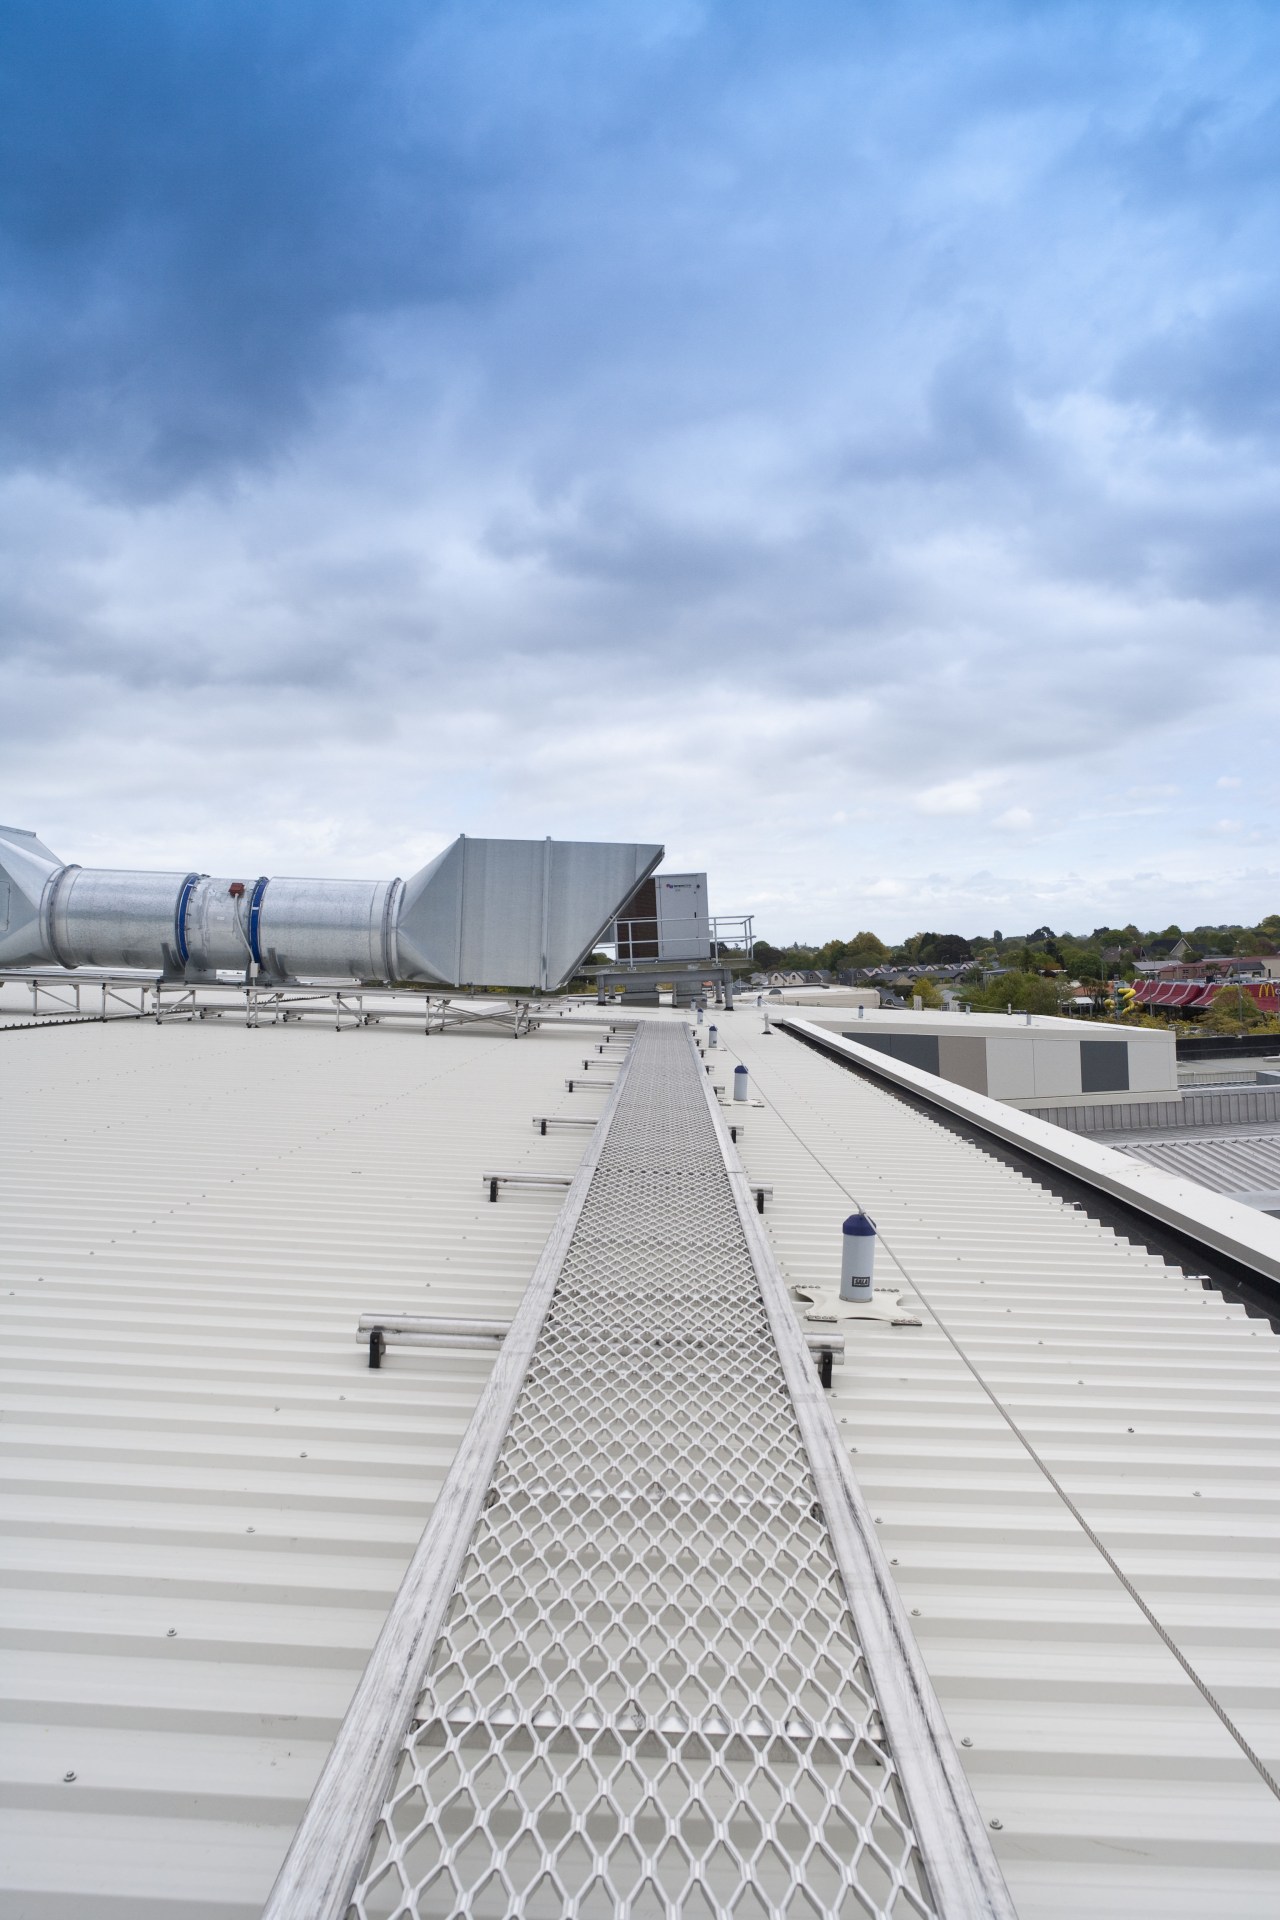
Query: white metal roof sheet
[[1116, 1129, 1280, 1204], [0, 1014, 598, 1917], [9, 997, 1280, 1918], [704, 1010, 1280, 1918]]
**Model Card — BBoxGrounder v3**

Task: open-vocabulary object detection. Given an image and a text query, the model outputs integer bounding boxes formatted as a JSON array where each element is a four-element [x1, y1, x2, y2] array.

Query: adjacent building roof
[[1114, 1130, 1280, 1215]]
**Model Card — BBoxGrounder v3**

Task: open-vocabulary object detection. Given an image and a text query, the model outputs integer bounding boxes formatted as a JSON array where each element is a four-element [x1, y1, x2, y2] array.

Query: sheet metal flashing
[[777, 1017, 1280, 1295]]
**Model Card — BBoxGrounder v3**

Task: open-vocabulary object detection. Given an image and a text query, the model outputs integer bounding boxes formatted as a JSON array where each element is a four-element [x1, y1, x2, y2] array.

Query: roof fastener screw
[[63, 1770, 76, 1782], [246, 1527, 255, 1534], [961, 1737, 973, 1747], [990, 1818, 1003, 1830], [911, 1608, 921, 1616], [166, 1628, 176, 1637], [300, 1452, 307, 1458]]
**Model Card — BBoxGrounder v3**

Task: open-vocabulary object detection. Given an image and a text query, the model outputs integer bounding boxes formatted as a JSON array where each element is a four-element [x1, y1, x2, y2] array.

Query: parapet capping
[[777, 1014, 1280, 1296]]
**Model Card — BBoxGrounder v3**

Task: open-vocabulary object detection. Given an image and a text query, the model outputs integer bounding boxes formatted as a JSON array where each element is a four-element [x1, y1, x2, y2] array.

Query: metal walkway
[[264, 1024, 1011, 1920]]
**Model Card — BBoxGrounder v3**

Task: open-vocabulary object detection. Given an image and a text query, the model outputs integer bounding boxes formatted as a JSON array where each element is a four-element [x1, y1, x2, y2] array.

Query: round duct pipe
[[46, 866, 198, 973], [0, 826, 664, 991]]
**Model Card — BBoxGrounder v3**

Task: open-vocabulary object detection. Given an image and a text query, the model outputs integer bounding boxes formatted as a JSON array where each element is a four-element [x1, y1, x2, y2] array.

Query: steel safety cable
[[738, 1032, 1280, 1807]]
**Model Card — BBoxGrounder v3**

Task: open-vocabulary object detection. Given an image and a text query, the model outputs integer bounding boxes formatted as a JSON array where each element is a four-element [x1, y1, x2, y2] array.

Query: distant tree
[[1203, 986, 1272, 1033], [817, 933, 889, 972], [918, 933, 972, 965], [971, 971, 1060, 1016], [1060, 942, 1104, 980], [910, 976, 944, 1008]]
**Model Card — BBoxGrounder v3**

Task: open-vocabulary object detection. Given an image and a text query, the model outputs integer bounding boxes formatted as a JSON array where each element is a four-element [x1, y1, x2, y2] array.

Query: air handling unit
[[0, 826, 662, 991], [611, 871, 711, 962]]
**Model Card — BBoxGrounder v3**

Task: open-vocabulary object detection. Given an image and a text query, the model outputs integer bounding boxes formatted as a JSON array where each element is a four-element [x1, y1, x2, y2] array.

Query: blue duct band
[[247, 876, 269, 967], [174, 873, 199, 965]]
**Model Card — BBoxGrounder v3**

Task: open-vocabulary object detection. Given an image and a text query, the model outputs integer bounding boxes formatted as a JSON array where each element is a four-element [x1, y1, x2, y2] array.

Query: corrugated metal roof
[[10, 998, 1280, 1918], [1115, 1130, 1280, 1212], [1036, 1084, 1280, 1136], [708, 1011, 1280, 1919], [0, 1015, 599, 1917], [1116, 1129, 1280, 1193]]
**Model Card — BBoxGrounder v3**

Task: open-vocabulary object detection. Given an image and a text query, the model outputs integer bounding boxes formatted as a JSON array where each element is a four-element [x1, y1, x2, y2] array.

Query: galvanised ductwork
[[0, 826, 662, 990]]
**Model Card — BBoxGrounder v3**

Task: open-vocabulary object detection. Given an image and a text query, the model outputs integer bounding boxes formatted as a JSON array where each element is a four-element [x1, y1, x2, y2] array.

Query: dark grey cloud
[[0, 1, 519, 489], [2, 1, 1279, 933]]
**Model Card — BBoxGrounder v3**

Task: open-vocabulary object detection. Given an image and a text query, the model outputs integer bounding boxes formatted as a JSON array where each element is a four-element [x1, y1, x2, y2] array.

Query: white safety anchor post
[[733, 1064, 749, 1103], [840, 1210, 877, 1302], [762, 1006, 772, 1033], [707, 1023, 718, 1049]]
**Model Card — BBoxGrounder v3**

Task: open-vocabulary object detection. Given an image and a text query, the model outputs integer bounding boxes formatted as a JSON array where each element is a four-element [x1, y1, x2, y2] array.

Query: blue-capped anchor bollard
[[840, 1210, 877, 1302], [733, 1064, 749, 1103], [696, 1004, 704, 1025], [707, 1024, 718, 1049]]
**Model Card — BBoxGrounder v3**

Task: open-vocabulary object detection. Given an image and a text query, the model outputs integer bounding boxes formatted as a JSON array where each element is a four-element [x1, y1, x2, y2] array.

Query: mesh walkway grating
[[348, 1026, 938, 1919]]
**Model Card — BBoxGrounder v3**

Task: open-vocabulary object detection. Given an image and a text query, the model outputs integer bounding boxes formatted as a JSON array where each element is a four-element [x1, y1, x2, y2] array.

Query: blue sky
[[2, 0, 1278, 939]]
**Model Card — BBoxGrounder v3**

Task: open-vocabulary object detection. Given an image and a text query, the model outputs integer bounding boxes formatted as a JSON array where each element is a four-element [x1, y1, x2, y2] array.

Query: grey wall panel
[[845, 1032, 895, 1058], [891, 1033, 941, 1075], [1081, 1040, 1130, 1094], [938, 1034, 989, 1095], [847, 1032, 942, 1076]]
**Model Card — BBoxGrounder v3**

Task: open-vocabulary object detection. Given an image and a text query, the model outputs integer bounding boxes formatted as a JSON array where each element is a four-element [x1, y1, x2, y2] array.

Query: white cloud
[[914, 776, 1001, 817], [3, 4, 1280, 944]]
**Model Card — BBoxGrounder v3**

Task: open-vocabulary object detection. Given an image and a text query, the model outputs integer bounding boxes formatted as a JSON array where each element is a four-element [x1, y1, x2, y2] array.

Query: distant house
[[1137, 936, 1192, 962], [1138, 954, 1280, 984], [757, 969, 830, 988]]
